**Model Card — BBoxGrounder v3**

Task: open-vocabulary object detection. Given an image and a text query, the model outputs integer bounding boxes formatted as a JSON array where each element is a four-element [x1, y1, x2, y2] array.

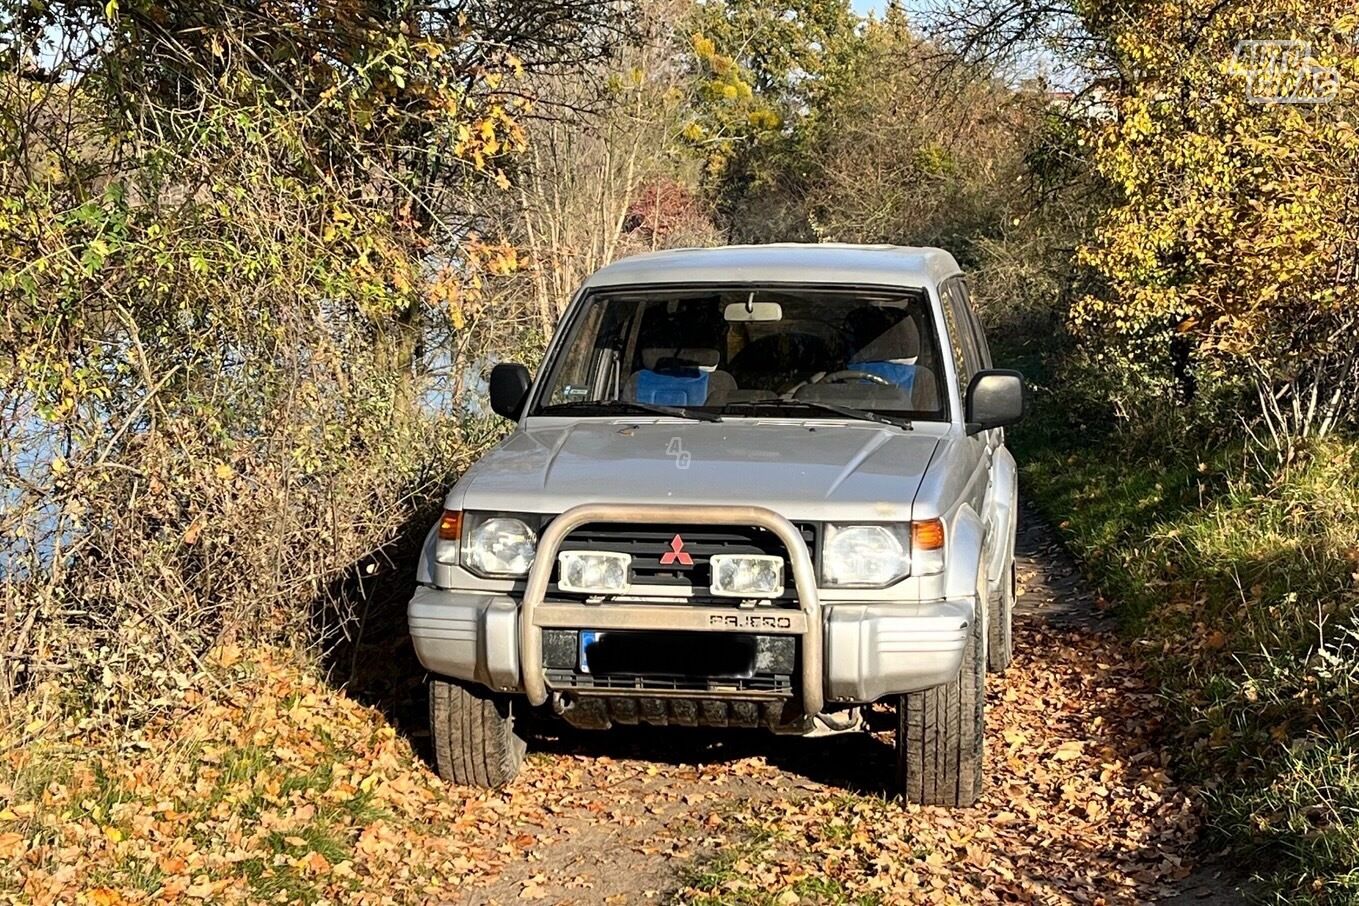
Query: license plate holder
[[579, 630, 603, 673]]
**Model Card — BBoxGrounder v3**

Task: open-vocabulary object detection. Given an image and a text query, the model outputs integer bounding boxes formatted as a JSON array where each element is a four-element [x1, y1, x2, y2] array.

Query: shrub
[[1072, 0, 1359, 448], [0, 1, 558, 719]]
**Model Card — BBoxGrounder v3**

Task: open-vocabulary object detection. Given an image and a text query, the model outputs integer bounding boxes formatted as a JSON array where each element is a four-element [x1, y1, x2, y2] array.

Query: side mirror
[[965, 370, 1025, 435], [489, 362, 532, 421]]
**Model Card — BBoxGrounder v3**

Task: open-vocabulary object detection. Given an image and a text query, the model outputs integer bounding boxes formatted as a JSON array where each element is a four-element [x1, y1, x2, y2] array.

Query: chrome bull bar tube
[[519, 503, 824, 717]]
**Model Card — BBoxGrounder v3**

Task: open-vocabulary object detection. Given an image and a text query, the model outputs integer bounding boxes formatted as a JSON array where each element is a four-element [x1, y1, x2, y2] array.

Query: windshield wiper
[[723, 398, 911, 429], [539, 400, 723, 423]]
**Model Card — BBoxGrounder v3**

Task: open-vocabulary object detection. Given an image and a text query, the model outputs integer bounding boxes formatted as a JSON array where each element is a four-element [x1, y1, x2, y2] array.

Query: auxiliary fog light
[[710, 554, 784, 598], [557, 551, 631, 594]]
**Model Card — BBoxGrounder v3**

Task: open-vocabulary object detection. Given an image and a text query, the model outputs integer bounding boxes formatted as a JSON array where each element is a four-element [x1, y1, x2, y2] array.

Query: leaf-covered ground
[[1, 517, 1240, 905]]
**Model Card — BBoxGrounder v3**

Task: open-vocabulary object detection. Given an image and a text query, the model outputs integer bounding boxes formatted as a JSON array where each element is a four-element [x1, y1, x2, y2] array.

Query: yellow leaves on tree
[[427, 238, 521, 330], [682, 28, 780, 167], [1072, 0, 1359, 436], [454, 104, 528, 172]]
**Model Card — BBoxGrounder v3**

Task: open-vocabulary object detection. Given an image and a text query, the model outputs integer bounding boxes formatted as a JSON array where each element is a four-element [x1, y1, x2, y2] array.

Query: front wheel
[[894, 579, 986, 807], [429, 677, 526, 787]]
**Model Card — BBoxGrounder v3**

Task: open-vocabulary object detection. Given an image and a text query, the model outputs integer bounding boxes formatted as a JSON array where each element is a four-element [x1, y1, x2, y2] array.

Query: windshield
[[532, 286, 948, 421]]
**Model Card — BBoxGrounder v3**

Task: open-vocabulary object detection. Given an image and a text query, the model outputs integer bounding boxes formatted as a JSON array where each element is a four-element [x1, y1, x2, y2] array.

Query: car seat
[[846, 309, 940, 410], [626, 348, 735, 407], [727, 333, 837, 394]]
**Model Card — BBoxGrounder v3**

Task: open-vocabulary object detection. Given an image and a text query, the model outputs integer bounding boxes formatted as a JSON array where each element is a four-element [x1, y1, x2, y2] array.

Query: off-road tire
[[894, 578, 986, 807], [987, 560, 1015, 673], [429, 677, 526, 787]]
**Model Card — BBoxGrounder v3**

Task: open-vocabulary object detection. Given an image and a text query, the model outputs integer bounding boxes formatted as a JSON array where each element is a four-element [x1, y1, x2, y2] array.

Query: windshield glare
[[533, 287, 948, 421]]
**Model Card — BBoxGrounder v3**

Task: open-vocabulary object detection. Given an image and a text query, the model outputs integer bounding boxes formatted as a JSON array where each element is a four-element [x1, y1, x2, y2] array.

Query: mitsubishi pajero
[[409, 244, 1024, 806]]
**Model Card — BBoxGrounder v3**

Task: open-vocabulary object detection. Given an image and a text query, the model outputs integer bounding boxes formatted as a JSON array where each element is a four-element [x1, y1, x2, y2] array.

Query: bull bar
[[518, 503, 825, 716]]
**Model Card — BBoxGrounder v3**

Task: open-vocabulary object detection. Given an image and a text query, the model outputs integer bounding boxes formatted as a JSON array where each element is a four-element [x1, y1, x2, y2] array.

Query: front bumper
[[408, 586, 974, 708]]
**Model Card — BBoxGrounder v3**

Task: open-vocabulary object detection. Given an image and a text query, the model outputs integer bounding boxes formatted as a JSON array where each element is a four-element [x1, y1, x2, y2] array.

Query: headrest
[[641, 347, 721, 371], [848, 313, 921, 363]]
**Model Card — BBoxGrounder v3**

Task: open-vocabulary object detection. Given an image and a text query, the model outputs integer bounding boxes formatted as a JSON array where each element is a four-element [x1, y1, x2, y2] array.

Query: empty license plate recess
[[577, 630, 758, 677]]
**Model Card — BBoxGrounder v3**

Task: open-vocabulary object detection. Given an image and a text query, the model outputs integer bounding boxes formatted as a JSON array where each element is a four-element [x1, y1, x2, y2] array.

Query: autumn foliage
[[0, 0, 615, 715], [1073, 0, 1359, 447], [2, 647, 487, 904], [1, 619, 1206, 904], [3, 0, 1359, 901]]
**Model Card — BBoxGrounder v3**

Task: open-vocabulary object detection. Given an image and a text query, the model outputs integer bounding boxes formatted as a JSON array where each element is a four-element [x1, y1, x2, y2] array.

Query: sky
[[851, 0, 1086, 90]]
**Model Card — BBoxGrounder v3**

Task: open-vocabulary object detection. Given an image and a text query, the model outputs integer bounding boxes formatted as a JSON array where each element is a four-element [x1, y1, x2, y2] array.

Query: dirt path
[[378, 510, 1251, 905]]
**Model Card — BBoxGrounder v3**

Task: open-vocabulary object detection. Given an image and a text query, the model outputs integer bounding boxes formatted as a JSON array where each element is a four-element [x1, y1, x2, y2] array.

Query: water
[[0, 393, 69, 578], [0, 337, 494, 579]]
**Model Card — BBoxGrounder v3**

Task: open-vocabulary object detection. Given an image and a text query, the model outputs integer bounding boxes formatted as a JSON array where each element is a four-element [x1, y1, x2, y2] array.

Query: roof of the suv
[[581, 243, 962, 291]]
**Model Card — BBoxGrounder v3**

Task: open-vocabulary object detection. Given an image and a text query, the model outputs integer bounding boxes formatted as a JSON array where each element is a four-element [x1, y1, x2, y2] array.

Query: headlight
[[463, 515, 538, 577], [822, 523, 911, 587]]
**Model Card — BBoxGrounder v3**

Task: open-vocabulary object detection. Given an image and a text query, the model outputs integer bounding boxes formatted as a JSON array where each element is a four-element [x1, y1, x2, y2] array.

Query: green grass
[[678, 829, 777, 905], [235, 820, 357, 903], [1015, 407, 1359, 903], [679, 835, 882, 906], [1215, 737, 1359, 902], [674, 791, 900, 906]]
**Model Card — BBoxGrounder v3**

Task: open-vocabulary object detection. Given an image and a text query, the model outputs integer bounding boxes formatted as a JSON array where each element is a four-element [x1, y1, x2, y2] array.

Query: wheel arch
[[944, 504, 988, 622], [985, 445, 1019, 593]]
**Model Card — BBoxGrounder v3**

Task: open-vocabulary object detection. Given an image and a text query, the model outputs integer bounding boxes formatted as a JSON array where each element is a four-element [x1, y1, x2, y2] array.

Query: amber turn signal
[[912, 518, 945, 551], [437, 509, 463, 540]]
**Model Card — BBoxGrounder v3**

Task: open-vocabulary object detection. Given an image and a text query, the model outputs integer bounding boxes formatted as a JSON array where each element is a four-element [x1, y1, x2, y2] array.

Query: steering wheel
[[814, 369, 894, 387]]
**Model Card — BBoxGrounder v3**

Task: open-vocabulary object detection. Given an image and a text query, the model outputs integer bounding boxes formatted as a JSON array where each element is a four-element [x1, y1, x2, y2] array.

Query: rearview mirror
[[724, 300, 783, 322], [489, 362, 532, 421], [965, 370, 1025, 435]]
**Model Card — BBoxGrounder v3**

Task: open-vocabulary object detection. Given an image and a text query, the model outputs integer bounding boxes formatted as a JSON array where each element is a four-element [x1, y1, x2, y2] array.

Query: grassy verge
[[1017, 424, 1359, 901]]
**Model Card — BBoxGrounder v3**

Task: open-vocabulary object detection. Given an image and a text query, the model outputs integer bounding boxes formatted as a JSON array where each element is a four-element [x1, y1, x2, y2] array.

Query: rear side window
[[939, 278, 981, 389], [956, 280, 992, 369]]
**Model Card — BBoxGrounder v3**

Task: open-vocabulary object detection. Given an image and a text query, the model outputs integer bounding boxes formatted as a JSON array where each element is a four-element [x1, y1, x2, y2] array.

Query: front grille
[[547, 521, 817, 601]]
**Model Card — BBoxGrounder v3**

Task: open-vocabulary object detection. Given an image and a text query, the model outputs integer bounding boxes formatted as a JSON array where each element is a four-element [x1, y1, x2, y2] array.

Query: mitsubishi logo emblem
[[659, 534, 694, 566]]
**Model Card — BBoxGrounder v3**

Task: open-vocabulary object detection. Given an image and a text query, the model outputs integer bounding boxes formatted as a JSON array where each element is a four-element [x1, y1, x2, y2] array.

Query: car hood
[[450, 418, 941, 522]]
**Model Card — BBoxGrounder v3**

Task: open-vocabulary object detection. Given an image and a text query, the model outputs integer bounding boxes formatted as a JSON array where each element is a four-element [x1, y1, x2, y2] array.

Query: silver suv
[[409, 244, 1024, 806]]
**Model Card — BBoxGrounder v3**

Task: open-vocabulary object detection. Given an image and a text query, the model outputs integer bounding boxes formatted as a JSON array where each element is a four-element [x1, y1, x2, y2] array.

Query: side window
[[544, 301, 608, 405], [939, 278, 980, 390], [957, 280, 992, 369]]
